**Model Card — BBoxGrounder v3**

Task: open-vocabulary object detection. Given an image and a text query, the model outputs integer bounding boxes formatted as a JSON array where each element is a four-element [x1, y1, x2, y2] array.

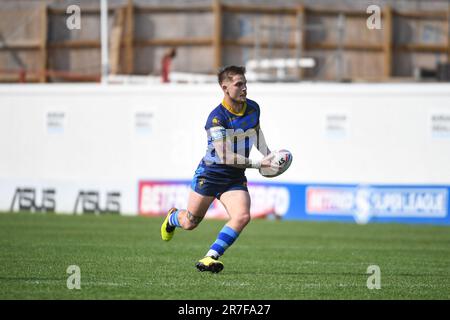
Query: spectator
[[161, 48, 177, 83]]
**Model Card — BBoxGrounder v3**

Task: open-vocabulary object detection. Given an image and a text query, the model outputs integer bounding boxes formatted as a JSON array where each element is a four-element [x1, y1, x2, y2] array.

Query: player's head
[[168, 47, 177, 58], [218, 65, 247, 103]]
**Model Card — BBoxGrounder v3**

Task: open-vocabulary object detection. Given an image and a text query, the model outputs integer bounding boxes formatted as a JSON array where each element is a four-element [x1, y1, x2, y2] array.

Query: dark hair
[[217, 65, 246, 84], [167, 47, 177, 58]]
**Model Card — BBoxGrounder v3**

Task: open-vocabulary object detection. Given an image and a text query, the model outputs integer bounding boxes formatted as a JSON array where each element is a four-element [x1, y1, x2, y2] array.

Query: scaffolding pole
[[100, 0, 109, 84]]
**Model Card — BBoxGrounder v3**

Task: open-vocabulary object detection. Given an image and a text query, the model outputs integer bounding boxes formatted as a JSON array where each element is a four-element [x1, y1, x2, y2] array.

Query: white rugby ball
[[259, 149, 293, 178]]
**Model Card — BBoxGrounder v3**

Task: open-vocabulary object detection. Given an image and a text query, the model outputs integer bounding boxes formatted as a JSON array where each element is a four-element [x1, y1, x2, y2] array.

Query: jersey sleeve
[[205, 109, 229, 141], [250, 99, 261, 130], [256, 102, 261, 128]]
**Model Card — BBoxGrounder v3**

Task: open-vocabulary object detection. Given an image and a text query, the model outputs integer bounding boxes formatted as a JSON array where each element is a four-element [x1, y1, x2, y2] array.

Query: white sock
[[206, 249, 220, 259]]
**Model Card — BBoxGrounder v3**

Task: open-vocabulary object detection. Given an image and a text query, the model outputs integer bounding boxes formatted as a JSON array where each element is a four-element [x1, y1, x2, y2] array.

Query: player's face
[[223, 74, 247, 103]]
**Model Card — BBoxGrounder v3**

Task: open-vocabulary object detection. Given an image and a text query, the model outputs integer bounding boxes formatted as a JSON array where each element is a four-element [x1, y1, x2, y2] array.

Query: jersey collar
[[221, 99, 247, 116]]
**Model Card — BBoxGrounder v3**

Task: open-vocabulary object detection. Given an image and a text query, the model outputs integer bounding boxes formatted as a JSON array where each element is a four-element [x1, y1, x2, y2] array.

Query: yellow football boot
[[160, 208, 177, 241], [195, 256, 224, 273]]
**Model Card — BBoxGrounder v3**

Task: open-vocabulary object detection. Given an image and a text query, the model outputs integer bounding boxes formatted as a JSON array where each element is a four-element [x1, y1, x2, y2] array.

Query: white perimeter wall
[[0, 83, 449, 214]]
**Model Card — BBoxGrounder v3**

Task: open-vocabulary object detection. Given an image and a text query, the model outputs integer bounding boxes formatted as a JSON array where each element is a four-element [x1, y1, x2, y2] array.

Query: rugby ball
[[259, 149, 293, 178]]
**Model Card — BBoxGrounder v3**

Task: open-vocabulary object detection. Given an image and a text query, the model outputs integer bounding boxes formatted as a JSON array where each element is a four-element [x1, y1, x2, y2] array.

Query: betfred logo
[[139, 182, 190, 216], [248, 185, 290, 218], [138, 181, 290, 219]]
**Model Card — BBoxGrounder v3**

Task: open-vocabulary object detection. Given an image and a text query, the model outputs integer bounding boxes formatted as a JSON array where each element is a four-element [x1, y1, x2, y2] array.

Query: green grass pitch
[[0, 212, 449, 299]]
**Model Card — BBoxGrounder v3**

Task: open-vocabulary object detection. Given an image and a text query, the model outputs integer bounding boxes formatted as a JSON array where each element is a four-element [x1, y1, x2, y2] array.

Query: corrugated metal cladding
[[0, 0, 448, 82]]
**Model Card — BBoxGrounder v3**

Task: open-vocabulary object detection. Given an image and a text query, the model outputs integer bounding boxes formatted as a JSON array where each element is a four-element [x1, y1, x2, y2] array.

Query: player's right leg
[[160, 190, 214, 241]]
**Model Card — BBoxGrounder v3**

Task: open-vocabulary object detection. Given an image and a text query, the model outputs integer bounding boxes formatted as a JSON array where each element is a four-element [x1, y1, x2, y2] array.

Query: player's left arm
[[211, 127, 273, 169], [213, 134, 260, 169], [255, 126, 271, 157]]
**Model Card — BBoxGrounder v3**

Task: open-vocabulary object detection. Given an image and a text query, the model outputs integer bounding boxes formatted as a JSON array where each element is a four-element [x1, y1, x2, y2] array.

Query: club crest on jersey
[[198, 178, 205, 188], [212, 117, 222, 126]]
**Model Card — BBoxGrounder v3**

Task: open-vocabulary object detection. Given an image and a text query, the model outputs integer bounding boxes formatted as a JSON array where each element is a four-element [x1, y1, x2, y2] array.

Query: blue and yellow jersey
[[199, 98, 261, 177]]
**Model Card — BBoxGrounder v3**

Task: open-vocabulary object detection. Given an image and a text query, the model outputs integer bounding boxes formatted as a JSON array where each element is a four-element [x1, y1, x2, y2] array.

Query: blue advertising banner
[[138, 180, 450, 225], [273, 182, 450, 225]]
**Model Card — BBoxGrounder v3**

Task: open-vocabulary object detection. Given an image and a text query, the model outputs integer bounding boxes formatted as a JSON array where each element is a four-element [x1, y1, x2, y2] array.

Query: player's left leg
[[196, 190, 251, 273], [217, 190, 251, 233]]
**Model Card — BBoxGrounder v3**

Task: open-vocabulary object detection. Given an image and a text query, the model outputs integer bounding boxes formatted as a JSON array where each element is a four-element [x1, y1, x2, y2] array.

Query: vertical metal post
[[101, 0, 109, 84], [295, 6, 305, 80], [213, 0, 222, 71], [282, 23, 289, 80], [383, 5, 392, 79], [268, 26, 273, 61], [336, 13, 345, 82], [447, 3, 450, 63], [254, 18, 260, 74], [125, 0, 134, 74], [40, 2, 48, 83]]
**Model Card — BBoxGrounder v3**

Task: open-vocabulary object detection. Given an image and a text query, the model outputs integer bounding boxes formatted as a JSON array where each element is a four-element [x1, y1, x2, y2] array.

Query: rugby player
[[161, 65, 277, 273]]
